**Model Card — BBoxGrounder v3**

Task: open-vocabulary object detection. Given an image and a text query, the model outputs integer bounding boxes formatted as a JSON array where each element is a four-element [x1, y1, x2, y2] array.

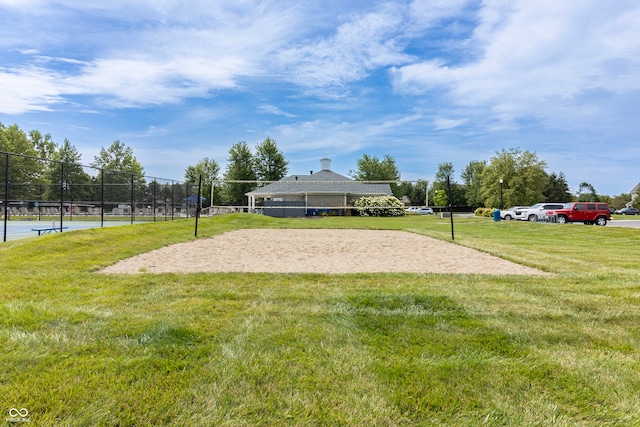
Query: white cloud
[[0, 66, 65, 114], [433, 117, 466, 130], [393, 1, 640, 130], [274, 3, 413, 90], [257, 105, 295, 118], [409, 0, 473, 28]]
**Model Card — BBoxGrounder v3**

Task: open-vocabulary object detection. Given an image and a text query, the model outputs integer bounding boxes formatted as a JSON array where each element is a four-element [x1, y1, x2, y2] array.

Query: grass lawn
[[1, 213, 639, 426]]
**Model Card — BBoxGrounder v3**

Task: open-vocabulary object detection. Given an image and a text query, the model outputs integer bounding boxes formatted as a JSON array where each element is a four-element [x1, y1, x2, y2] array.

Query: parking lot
[[607, 219, 640, 228]]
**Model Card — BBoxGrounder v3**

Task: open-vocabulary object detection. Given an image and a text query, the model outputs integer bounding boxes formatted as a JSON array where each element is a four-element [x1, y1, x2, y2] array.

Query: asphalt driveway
[[607, 219, 640, 228]]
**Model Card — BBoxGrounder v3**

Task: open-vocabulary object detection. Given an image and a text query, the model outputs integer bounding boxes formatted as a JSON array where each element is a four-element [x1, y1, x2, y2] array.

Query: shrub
[[474, 207, 497, 217], [354, 196, 405, 217]]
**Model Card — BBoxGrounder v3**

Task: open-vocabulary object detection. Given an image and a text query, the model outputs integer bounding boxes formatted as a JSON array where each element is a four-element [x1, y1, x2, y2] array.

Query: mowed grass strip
[[1, 213, 639, 425]]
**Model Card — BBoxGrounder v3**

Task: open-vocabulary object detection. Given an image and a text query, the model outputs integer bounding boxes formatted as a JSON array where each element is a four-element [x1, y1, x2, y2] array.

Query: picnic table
[[31, 226, 69, 236]]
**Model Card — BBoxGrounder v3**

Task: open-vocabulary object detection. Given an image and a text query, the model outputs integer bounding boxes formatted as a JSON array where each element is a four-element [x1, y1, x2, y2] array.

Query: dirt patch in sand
[[100, 229, 548, 275]]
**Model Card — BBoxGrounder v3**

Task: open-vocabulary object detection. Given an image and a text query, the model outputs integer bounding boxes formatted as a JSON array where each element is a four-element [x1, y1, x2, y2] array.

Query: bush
[[354, 196, 405, 217], [474, 207, 497, 217]]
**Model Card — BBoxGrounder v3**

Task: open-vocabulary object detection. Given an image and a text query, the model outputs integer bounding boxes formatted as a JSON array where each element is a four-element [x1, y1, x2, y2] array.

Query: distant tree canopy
[[0, 124, 43, 197], [91, 140, 145, 176], [576, 181, 599, 202], [461, 160, 487, 209], [46, 139, 92, 201], [396, 180, 428, 206], [350, 154, 400, 182], [430, 162, 465, 207], [4, 122, 633, 211], [184, 157, 220, 207], [543, 172, 572, 202], [221, 141, 257, 206], [252, 137, 288, 182], [205, 138, 290, 206], [91, 140, 146, 202], [481, 148, 548, 208]]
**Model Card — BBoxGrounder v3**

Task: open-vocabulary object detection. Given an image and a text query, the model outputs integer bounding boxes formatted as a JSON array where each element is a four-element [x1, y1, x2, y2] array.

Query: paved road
[[607, 219, 640, 228]]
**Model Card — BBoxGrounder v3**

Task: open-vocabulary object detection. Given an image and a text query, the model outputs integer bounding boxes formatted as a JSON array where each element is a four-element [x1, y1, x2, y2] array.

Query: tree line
[[0, 123, 191, 206], [2, 122, 636, 210]]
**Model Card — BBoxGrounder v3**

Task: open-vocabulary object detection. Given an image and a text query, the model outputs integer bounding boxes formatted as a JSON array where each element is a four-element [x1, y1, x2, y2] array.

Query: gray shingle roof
[[246, 170, 392, 196]]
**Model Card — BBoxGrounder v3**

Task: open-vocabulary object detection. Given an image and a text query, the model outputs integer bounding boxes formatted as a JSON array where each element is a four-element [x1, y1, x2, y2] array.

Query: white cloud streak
[[392, 1, 640, 129]]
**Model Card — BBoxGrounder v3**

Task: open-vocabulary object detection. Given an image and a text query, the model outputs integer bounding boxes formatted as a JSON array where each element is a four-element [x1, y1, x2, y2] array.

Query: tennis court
[[1, 219, 142, 242]]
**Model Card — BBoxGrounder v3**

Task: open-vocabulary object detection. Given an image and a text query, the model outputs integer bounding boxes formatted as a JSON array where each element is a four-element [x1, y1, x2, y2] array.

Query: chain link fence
[[1, 151, 200, 242]]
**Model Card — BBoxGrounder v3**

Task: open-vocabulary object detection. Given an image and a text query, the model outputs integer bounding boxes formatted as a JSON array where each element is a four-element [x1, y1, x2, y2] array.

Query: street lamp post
[[499, 179, 503, 210]]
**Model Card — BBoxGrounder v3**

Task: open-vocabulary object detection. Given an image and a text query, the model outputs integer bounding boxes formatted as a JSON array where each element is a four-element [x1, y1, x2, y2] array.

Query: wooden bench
[[31, 226, 69, 236]]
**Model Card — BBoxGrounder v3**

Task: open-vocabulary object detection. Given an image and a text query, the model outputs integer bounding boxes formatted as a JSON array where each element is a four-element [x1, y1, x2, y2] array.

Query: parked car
[[513, 203, 566, 221], [405, 206, 434, 215], [500, 206, 529, 220], [615, 207, 640, 215], [416, 207, 434, 215], [545, 202, 611, 226]]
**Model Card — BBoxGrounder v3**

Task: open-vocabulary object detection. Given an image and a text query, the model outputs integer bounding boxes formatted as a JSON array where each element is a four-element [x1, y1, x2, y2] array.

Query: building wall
[[307, 194, 348, 209]]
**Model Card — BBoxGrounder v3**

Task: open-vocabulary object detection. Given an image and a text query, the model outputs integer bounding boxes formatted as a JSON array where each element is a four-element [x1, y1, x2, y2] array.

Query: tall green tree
[[0, 124, 45, 199], [252, 137, 288, 181], [576, 182, 599, 202], [481, 148, 548, 208], [461, 160, 487, 209], [543, 172, 572, 202], [222, 141, 256, 206], [349, 154, 400, 182], [434, 162, 455, 183], [396, 180, 428, 206], [430, 162, 465, 206], [29, 130, 56, 159], [91, 140, 144, 175], [609, 193, 631, 210], [91, 140, 145, 204], [45, 139, 92, 202], [184, 157, 220, 207], [350, 154, 401, 198]]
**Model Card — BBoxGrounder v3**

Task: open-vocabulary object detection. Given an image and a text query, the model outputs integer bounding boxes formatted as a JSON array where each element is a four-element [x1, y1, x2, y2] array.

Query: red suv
[[546, 202, 610, 226]]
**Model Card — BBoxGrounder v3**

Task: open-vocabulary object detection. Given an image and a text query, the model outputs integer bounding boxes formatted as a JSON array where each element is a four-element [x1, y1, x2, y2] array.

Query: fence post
[[59, 162, 64, 232], [447, 175, 454, 240], [3, 153, 9, 242], [195, 175, 202, 237], [130, 174, 134, 224], [153, 179, 157, 222], [101, 169, 104, 227], [186, 182, 190, 218]]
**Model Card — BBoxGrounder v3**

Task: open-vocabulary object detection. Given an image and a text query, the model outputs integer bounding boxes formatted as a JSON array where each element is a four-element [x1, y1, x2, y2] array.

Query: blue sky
[[1, 0, 639, 196]]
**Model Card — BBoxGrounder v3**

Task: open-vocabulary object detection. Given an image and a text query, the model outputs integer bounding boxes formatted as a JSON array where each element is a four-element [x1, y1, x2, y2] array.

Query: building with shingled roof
[[246, 158, 393, 217]]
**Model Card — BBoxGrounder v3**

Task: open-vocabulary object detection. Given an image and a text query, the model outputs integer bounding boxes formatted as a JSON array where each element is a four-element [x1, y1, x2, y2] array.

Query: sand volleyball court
[[101, 229, 548, 275]]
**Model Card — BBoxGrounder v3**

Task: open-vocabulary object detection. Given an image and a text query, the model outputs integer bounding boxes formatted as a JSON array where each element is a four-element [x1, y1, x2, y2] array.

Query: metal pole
[[171, 181, 174, 220], [130, 174, 135, 224], [100, 169, 104, 227], [447, 175, 454, 240], [214, 181, 215, 216], [186, 182, 190, 218], [59, 162, 64, 232], [424, 180, 429, 207], [195, 175, 202, 237], [153, 180, 157, 222], [3, 153, 9, 242], [38, 184, 42, 221]]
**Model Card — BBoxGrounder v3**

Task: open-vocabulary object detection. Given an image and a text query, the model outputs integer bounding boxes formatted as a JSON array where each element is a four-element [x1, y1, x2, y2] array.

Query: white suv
[[514, 203, 566, 222], [501, 206, 529, 220]]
